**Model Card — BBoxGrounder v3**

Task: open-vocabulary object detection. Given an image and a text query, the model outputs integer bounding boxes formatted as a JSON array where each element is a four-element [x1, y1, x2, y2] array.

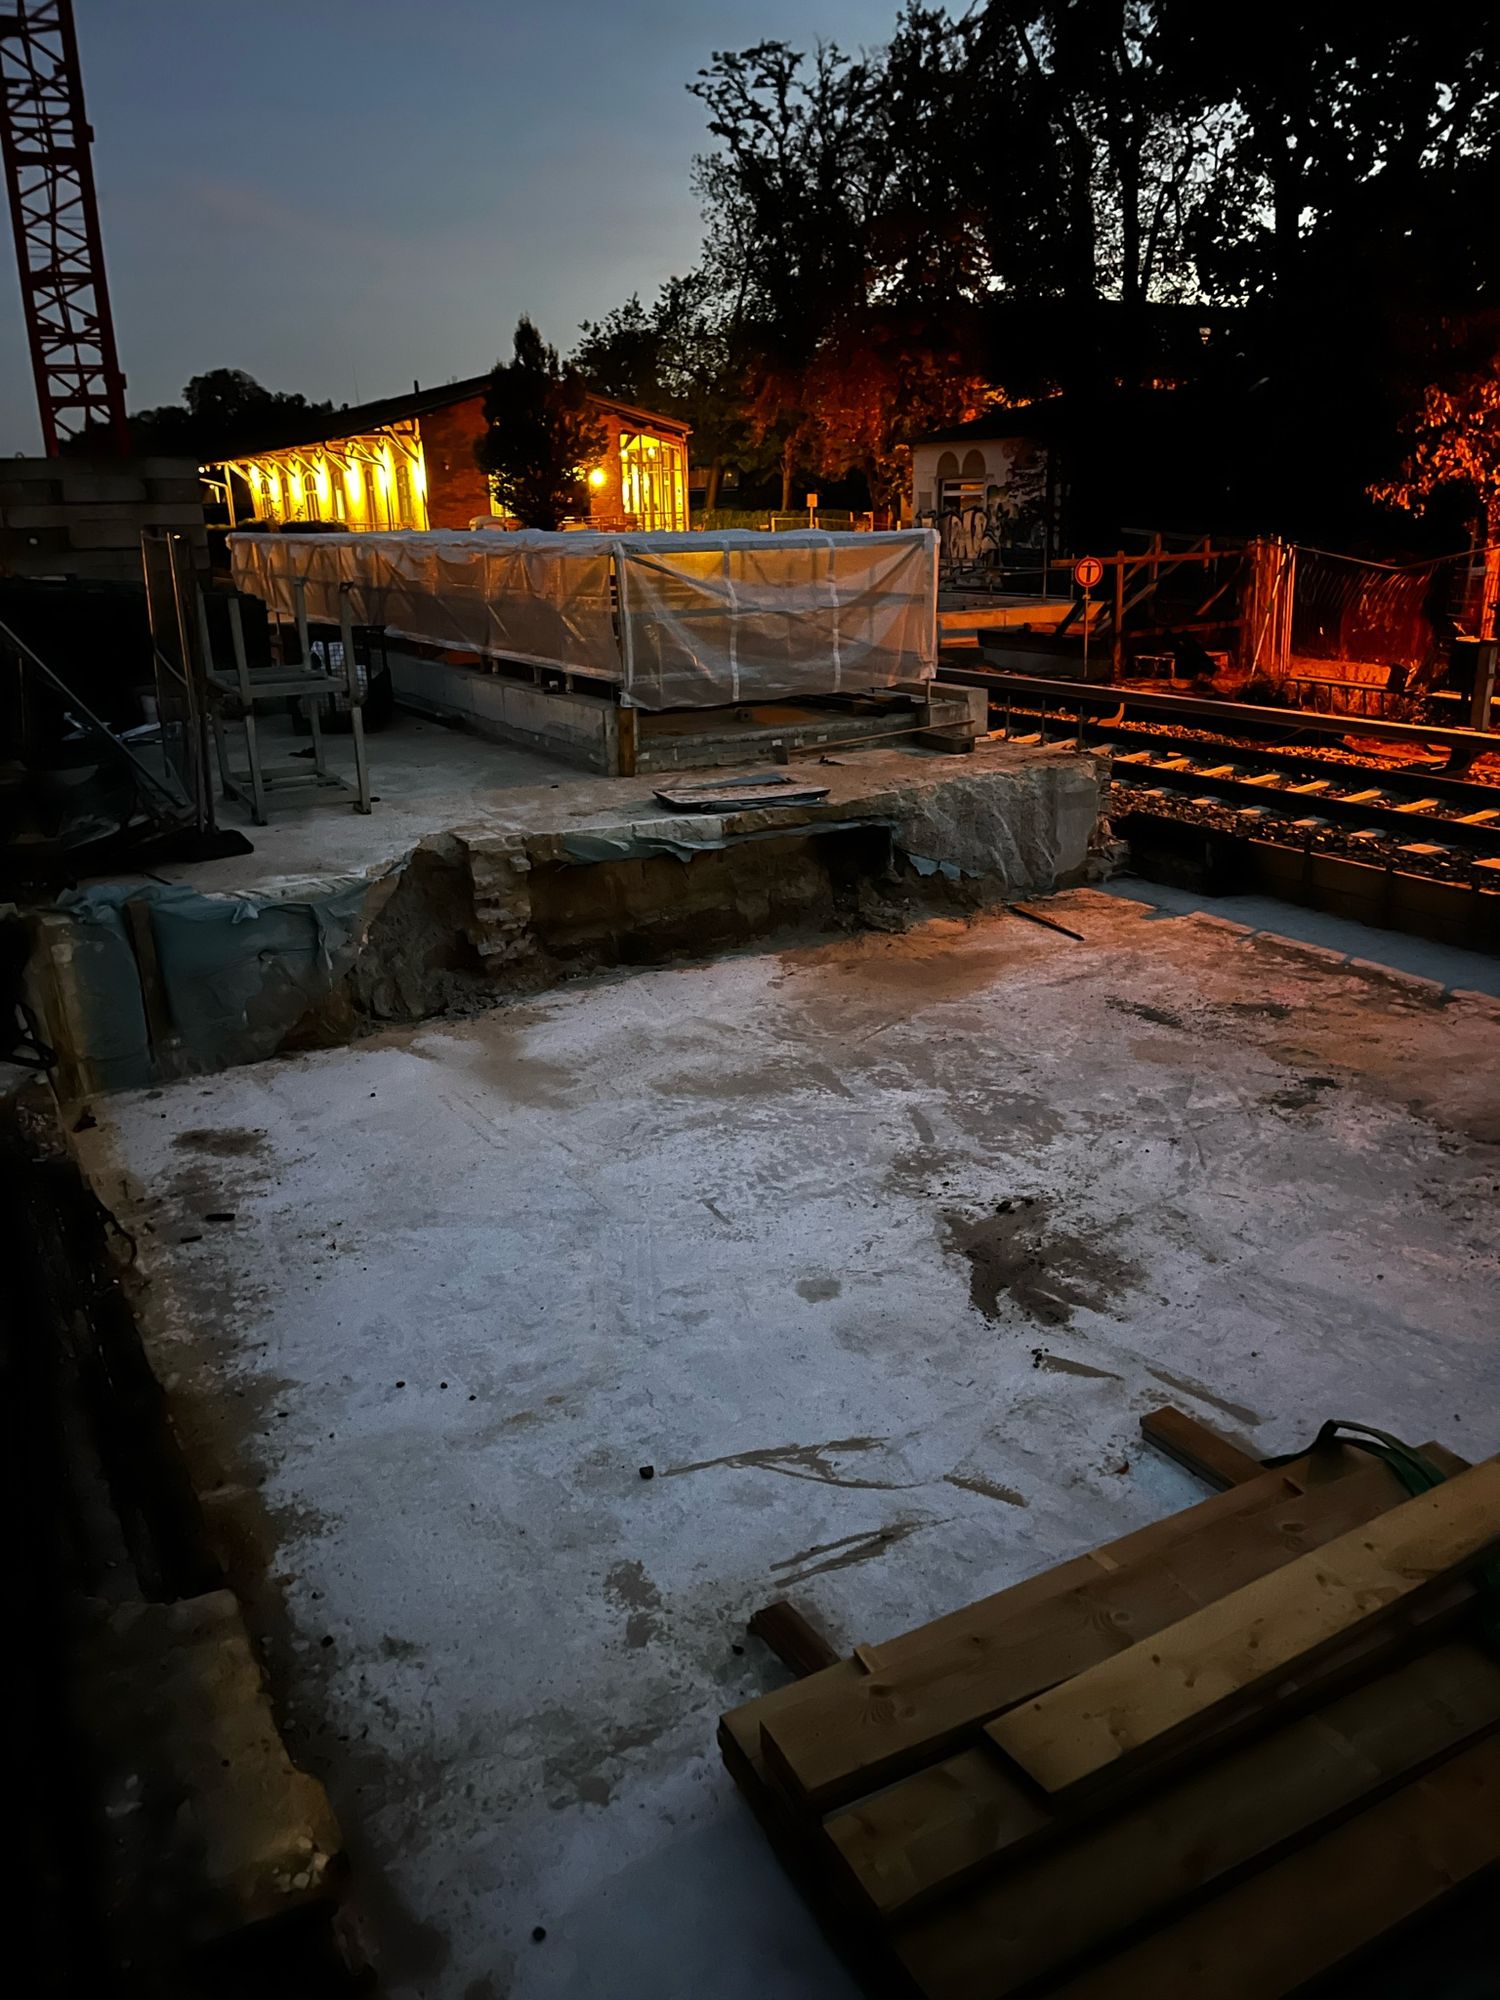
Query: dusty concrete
[[74, 891, 1500, 1999]]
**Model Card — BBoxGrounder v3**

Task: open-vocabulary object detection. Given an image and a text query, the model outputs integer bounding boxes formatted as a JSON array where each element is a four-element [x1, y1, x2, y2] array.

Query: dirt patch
[[170, 1127, 268, 1158], [1266, 1075, 1340, 1113], [945, 1473, 1029, 1507], [943, 1197, 1140, 1327], [603, 1560, 663, 1652], [1107, 998, 1191, 1031], [1146, 1364, 1262, 1428], [796, 1276, 842, 1302], [1030, 1347, 1122, 1381]]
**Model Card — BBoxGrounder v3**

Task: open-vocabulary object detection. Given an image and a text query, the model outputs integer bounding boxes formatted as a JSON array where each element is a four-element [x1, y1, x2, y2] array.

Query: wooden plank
[[757, 1456, 1413, 1812], [718, 1445, 1370, 1797], [987, 1452, 1500, 1799], [886, 1640, 1500, 1995], [748, 1600, 840, 1679], [1138, 1405, 1261, 1489], [1036, 1734, 1500, 2000], [831, 1549, 1469, 1924]]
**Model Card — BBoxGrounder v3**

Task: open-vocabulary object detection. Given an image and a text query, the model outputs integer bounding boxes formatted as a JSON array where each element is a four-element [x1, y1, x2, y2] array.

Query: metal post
[[227, 595, 266, 824], [195, 583, 235, 805], [166, 534, 213, 833], [338, 584, 371, 814], [1111, 550, 1125, 679]]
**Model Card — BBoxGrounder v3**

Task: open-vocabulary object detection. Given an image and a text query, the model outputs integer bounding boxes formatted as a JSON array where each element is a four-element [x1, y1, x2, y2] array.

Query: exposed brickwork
[[416, 395, 491, 529], [417, 394, 687, 530]]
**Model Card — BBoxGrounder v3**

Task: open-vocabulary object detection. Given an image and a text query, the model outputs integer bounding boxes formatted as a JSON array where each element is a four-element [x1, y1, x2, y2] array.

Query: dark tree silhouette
[[69, 368, 335, 460], [474, 319, 606, 531]]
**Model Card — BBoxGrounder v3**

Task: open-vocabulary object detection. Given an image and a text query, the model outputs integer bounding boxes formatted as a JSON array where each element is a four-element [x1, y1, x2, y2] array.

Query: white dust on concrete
[[80, 891, 1500, 1999]]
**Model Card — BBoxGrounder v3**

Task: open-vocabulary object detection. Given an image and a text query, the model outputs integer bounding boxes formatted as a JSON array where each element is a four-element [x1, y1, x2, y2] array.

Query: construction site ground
[[72, 886, 1500, 2000]]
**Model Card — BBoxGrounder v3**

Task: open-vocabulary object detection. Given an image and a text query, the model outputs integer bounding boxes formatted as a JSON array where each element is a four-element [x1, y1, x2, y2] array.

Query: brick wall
[[417, 396, 491, 528], [419, 395, 683, 529]]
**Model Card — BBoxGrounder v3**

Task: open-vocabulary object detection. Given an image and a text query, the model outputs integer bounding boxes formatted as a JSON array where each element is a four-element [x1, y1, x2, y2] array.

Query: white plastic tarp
[[228, 527, 938, 710], [229, 529, 617, 679]]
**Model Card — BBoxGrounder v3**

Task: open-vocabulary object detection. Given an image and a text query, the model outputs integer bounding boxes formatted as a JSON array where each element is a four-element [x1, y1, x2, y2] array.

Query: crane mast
[[0, 0, 127, 455]]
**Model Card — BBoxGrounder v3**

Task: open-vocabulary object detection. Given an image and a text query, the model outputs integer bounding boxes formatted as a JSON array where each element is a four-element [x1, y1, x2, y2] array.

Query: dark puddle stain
[[796, 1276, 842, 1302], [604, 1560, 660, 1611], [1107, 998, 1191, 1030], [909, 1107, 936, 1145], [943, 1198, 1140, 1328], [171, 1127, 267, 1158], [1267, 1075, 1340, 1112], [945, 1473, 1029, 1507], [664, 1435, 915, 1491], [769, 1518, 929, 1586], [604, 1561, 663, 1651], [543, 1715, 669, 1809], [1147, 1364, 1262, 1428], [1030, 1347, 1122, 1382]]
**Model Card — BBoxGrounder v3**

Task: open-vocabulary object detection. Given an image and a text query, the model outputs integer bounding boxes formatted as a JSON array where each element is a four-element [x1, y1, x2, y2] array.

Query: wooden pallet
[[719, 1408, 1500, 1999]]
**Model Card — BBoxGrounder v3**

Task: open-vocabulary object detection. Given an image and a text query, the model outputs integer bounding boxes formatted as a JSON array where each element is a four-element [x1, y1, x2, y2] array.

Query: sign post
[[1073, 554, 1104, 680], [806, 491, 819, 529]]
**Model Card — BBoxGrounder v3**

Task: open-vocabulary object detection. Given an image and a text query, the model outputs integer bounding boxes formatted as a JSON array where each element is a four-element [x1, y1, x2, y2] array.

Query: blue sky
[[0, 0, 900, 452]]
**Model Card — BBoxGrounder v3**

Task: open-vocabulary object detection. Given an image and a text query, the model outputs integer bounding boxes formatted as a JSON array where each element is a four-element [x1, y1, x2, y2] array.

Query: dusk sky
[[1, 0, 900, 454]]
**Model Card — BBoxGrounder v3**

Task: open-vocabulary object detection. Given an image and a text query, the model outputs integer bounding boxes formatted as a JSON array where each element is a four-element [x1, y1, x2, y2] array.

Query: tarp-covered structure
[[229, 527, 938, 710]]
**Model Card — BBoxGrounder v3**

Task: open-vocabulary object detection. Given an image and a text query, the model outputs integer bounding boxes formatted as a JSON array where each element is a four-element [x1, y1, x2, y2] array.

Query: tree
[[1373, 326, 1500, 542], [475, 318, 605, 531], [67, 367, 334, 460], [575, 273, 774, 511]]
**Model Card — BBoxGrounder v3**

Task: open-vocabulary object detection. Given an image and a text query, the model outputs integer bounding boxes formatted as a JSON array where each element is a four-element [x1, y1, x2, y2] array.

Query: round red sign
[[1073, 555, 1104, 590]]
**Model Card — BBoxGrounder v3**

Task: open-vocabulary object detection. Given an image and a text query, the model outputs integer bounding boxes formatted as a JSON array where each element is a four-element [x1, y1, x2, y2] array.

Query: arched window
[[937, 444, 987, 513]]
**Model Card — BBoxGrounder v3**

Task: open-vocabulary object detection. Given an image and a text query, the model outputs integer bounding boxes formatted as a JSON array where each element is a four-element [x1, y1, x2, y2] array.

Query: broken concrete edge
[[28, 749, 1106, 1100], [2, 1083, 347, 1975], [76, 1587, 345, 1947]]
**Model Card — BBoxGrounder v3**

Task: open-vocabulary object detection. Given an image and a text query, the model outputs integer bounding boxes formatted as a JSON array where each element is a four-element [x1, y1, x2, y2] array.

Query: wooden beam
[[1036, 1734, 1500, 2000], [987, 1453, 1500, 1799], [718, 1443, 1376, 1814], [748, 1600, 840, 1679], [758, 1458, 1411, 1813], [873, 1642, 1500, 1979], [1138, 1405, 1261, 1490]]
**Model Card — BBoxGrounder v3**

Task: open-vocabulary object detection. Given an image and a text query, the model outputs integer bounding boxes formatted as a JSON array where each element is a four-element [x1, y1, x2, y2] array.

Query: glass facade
[[619, 430, 688, 533], [220, 424, 429, 532]]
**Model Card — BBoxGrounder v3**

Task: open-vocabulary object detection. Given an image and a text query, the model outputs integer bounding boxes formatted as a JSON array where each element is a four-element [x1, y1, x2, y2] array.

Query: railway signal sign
[[1073, 555, 1104, 590]]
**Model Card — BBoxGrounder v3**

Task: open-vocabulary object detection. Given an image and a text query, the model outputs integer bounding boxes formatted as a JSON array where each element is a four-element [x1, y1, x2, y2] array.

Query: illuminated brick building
[[210, 376, 690, 534]]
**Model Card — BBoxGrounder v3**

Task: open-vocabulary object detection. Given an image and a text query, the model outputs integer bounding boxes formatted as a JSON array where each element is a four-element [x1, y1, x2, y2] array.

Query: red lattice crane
[[0, 0, 127, 455]]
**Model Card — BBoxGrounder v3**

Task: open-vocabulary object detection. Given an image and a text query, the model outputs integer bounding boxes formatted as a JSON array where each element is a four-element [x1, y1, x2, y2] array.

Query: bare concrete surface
[[130, 713, 580, 898], [76, 891, 1500, 1999]]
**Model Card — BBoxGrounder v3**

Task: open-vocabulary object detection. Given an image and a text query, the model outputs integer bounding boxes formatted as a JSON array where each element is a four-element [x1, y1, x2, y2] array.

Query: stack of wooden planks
[[719, 1407, 1500, 1998]]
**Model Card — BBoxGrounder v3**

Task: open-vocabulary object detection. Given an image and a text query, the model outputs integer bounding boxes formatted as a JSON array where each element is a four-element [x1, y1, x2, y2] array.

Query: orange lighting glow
[[588, 466, 608, 489]]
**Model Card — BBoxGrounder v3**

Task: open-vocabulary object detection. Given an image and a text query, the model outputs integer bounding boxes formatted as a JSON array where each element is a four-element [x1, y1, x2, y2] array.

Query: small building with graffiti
[[909, 407, 1057, 540]]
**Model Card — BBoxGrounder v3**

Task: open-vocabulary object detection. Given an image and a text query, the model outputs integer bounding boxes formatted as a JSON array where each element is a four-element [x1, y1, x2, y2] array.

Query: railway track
[[948, 671, 1500, 950]]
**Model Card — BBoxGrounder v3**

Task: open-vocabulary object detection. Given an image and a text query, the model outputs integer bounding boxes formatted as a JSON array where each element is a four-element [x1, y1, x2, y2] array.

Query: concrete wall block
[[387, 650, 617, 773], [59, 474, 150, 504], [893, 752, 1103, 893]]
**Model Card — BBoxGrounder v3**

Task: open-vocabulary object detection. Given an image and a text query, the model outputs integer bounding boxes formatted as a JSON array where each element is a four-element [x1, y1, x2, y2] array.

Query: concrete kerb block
[[1179, 912, 1256, 937], [1250, 933, 1349, 968], [1348, 958, 1450, 1003]]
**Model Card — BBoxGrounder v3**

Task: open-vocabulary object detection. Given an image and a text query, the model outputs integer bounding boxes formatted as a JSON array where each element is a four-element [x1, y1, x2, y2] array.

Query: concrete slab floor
[[98, 719, 1091, 907], [113, 713, 581, 898], [77, 890, 1500, 1999]]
